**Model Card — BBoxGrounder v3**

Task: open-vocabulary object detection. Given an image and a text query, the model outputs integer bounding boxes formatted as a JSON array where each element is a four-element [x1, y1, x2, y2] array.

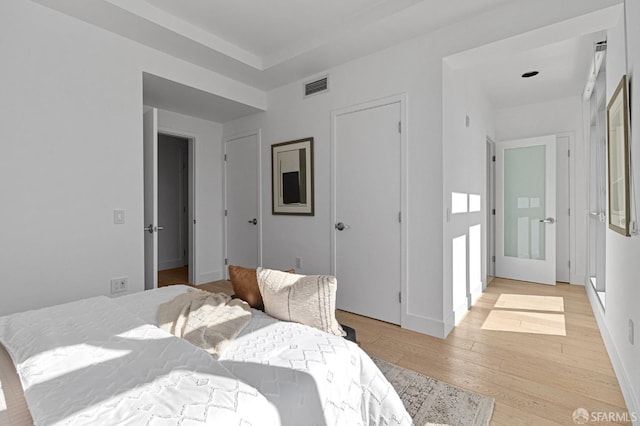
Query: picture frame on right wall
[[606, 75, 631, 236]]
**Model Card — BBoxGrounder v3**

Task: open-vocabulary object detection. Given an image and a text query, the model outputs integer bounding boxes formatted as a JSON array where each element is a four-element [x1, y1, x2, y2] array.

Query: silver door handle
[[335, 222, 350, 231], [144, 224, 164, 233], [248, 218, 257, 225], [539, 218, 555, 224]]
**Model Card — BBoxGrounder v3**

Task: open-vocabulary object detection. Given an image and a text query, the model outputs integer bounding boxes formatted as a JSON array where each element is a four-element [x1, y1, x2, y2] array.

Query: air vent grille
[[304, 77, 329, 97]]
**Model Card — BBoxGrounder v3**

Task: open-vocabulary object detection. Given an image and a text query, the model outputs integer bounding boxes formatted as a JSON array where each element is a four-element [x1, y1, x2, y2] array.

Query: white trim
[[223, 129, 263, 278], [585, 282, 640, 424], [330, 93, 408, 327], [157, 126, 198, 285], [453, 298, 471, 325], [403, 313, 450, 339]]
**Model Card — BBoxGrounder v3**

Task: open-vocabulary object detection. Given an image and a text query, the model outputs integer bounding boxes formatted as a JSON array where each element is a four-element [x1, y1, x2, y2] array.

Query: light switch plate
[[114, 209, 125, 224]]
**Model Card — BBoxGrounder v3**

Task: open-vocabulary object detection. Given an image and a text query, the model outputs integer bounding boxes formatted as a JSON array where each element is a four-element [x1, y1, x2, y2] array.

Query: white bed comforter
[[0, 286, 411, 425], [0, 295, 279, 425]]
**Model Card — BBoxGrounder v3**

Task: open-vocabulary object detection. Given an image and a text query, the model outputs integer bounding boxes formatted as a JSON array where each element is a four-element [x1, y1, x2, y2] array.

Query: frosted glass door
[[496, 136, 556, 285], [504, 145, 546, 260]]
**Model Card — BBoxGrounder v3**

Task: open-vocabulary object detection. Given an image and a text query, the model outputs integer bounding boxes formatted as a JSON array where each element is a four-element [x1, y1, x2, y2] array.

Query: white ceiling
[[469, 31, 607, 109], [32, 0, 620, 121]]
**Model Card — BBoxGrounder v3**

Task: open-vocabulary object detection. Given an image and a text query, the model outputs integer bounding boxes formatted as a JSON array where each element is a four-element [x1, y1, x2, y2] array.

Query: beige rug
[[373, 358, 494, 426]]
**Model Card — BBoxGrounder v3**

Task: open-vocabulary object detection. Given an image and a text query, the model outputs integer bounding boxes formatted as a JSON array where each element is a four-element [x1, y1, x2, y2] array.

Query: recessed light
[[522, 71, 539, 78]]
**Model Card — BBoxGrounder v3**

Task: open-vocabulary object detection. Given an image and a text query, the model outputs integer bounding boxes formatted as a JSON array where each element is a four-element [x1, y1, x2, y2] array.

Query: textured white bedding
[[0, 295, 279, 425], [118, 286, 411, 425], [0, 286, 411, 425]]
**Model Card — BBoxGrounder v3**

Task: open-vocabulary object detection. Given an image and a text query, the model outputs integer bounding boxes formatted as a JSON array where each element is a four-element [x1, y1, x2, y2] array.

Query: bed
[[0, 285, 411, 425]]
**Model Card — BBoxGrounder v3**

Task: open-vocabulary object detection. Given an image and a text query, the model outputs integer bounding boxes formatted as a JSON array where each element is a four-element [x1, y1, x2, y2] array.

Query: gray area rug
[[373, 358, 494, 426]]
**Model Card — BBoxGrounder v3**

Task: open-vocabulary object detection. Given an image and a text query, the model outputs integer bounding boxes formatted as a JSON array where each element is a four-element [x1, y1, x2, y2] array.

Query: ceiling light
[[521, 71, 539, 78]]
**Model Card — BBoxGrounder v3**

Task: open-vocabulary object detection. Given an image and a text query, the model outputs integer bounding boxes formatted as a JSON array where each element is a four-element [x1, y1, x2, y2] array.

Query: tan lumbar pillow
[[256, 267, 346, 337], [228, 265, 264, 310], [228, 265, 294, 310]]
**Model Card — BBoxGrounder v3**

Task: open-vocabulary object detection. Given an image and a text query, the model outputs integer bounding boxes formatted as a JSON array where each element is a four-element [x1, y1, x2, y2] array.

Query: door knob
[[248, 218, 258, 225], [335, 222, 350, 231], [144, 224, 153, 234], [539, 218, 555, 224], [144, 224, 164, 233]]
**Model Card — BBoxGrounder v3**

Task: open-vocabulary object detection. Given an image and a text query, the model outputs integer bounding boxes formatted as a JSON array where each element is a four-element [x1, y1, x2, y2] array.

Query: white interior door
[[496, 135, 556, 285], [334, 101, 401, 324], [225, 133, 260, 271], [143, 108, 158, 291]]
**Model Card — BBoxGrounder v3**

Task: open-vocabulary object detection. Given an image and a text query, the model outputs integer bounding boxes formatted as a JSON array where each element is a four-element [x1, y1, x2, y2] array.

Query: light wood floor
[[336, 278, 630, 425], [161, 271, 630, 425]]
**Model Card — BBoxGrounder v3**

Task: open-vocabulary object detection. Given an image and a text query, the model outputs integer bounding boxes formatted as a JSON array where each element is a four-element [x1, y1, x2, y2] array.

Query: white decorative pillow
[[256, 267, 346, 337]]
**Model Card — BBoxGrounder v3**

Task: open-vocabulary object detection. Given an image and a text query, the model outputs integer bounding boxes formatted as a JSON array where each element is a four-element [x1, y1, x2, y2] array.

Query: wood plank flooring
[[158, 266, 190, 287], [163, 271, 630, 425], [336, 278, 630, 425]]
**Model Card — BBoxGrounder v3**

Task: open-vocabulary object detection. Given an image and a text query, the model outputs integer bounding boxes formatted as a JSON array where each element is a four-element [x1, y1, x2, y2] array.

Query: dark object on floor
[[341, 324, 357, 343]]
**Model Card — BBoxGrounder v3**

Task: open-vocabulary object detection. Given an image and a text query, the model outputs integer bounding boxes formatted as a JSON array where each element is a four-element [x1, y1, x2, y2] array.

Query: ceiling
[[469, 31, 607, 109], [32, 0, 620, 121]]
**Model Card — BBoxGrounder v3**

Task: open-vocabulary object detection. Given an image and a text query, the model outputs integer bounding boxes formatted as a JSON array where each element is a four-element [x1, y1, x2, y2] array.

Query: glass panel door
[[504, 145, 546, 260], [495, 135, 556, 285]]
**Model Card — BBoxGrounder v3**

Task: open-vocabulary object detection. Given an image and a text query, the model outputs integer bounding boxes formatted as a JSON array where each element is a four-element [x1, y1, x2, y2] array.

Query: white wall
[[156, 109, 225, 284], [495, 96, 587, 286], [586, 2, 640, 420], [224, 41, 447, 335], [0, 0, 253, 315], [223, 0, 617, 337], [442, 64, 496, 328]]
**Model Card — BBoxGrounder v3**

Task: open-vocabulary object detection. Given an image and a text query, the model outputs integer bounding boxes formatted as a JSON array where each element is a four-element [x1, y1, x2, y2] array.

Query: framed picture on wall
[[272, 137, 314, 215], [606, 75, 631, 236]]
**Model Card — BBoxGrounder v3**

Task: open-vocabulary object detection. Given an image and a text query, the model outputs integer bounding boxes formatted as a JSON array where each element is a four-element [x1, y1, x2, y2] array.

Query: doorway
[[143, 108, 196, 291], [157, 133, 191, 285], [332, 96, 406, 325]]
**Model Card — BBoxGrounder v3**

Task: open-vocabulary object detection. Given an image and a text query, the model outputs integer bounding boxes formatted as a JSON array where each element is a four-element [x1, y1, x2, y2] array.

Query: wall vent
[[304, 76, 329, 98]]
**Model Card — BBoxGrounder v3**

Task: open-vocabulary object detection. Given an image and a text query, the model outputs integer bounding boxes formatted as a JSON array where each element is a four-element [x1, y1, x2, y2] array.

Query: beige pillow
[[257, 267, 346, 336]]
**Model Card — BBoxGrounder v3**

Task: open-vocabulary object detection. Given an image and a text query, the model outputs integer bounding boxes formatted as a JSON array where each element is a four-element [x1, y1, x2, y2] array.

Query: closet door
[[334, 101, 402, 324]]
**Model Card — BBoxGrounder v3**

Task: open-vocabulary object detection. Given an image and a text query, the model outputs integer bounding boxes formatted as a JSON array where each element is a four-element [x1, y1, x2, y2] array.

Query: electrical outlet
[[110, 277, 128, 294], [295, 257, 302, 269], [629, 319, 635, 345]]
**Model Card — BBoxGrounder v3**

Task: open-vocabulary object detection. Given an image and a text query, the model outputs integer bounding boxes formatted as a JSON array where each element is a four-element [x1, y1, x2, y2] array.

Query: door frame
[[330, 93, 408, 324], [223, 129, 263, 278], [486, 137, 496, 285], [157, 126, 197, 285]]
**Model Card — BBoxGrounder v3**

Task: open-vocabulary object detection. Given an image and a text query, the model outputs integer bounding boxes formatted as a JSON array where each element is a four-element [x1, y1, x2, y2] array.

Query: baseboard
[[402, 313, 448, 339], [453, 298, 470, 326], [196, 269, 224, 285], [469, 284, 484, 305], [158, 259, 185, 271], [585, 283, 640, 424]]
